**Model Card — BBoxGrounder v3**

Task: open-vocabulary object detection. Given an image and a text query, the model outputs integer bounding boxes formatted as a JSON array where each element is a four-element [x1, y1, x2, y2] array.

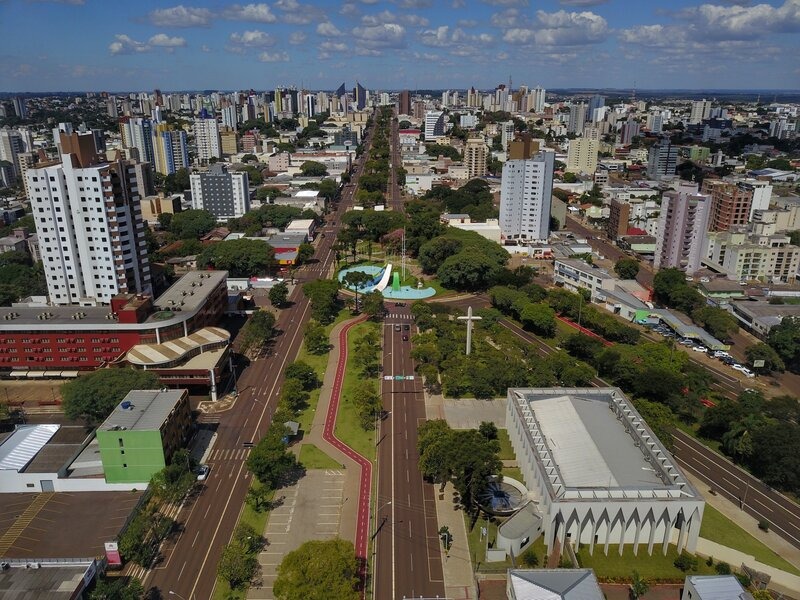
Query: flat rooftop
[[149, 270, 227, 316], [510, 388, 696, 499], [98, 389, 185, 432], [0, 564, 93, 600], [22, 426, 90, 474]]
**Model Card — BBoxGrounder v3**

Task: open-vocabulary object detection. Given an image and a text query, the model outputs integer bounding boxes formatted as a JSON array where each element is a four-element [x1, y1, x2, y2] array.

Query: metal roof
[[0, 424, 60, 472], [686, 576, 751, 600], [126, 326, 229, 366], [508, 569, 604, 600], [98, 390, 185, 432]]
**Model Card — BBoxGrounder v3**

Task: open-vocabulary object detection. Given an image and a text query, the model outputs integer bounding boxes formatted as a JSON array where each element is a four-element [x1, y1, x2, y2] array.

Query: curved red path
[[322, 315, 372, 570]]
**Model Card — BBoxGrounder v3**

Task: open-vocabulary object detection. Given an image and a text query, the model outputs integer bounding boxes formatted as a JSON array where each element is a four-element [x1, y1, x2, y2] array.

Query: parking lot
[[650, 323, 755, 378], [0, 491, 144, 559]]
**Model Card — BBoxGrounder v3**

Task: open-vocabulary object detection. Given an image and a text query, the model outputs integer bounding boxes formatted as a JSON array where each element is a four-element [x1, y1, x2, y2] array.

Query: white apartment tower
[[424, 111, 446, 141], [27, 132, 152, 305], [500, 121, 516, 151], [689, 99, 712, 125], [500, 150, 554, 243], [464, 138, 488, 179], [193, 117, 222, 163], [655, 182, 711, 273]]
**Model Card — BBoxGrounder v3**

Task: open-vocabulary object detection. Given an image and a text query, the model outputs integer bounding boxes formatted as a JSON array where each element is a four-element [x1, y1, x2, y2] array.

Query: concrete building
[[190, 164, 250, 221], [464, 137, 488, 179], [690, 99, 712, 125], [500, 121, 516, 151], [704, 231, 800, 283], [193, 116, 222, 163], [647, 139, 679, 179], [606, 198, 631, 240], [220, 127, 238, 156], [398, 90, 411, 116], [500, 150, 554, 243], [27, 132, 152, 305], [119, 117, 155, 164], [140, 194, 182, 225], [655, 183, 711, 272], [424, 110, 445, 140], [619, 118, 640, 145], [507, 569, 604, 600], [741, 179, 773, 219], [152, 124, 189, 175], [553, 258, 616, 301], [565, 137, 598, 174], [97, 389, 191, 484], [702, 180, 753, 232], [0, 127, 24, 180], [506, 387, 704, 557], [567, 103, 586, 136]]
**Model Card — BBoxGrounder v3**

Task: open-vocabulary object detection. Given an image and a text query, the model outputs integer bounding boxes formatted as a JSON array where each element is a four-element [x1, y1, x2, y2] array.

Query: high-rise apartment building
[[499, 150, 554, 243], [354, 82, 367, 110], [27, 132, 152, 305], [741, 179, 773, 219], [219, 127, 239, 156], [654, 182, 711, 272], [500, 121, 516, 151], [424, 111, 445, 141], [193, 116, 221, 164], [647, 113, 664, 134], [689, 99, 712, 125], [152, 124, 189, 175], [647, 139, 679, 179], [530, 87, 546, 113], [567, 103, 587, 136], [0, 127, 24, 179], [702, 179, 753, 232], [119, 117, 155, 164], [588, 95, 605, 121], [464, 138, 487, 179], [221, 104, 238, 129], [620, 118, 640, 145], [606, 198, 631, 240], [12, 97, 27, 119], [190, 164, 250, 222], [398, 90, 411, 116], [565, 137, 599, 174]]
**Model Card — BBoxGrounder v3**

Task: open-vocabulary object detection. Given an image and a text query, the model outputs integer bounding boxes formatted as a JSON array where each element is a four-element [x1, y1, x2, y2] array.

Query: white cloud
[[457, 19, 478, 27], [201, 44, 211, 52], [490, 8, 526, 27], [483, 0, 528, 5], [352, 22, 407, 48], [221, 3, 277, 23], [559, 0, 608, 5], [504, 9, 608, 46], [149, 33, 188, 47], [258, 51, 289, 62], [274, 0, 324, 24], [317, 21, 344, 36], [32, 0, 85, 4], [394, 0, 432, 7], [109, 33, 186, 55], [681, 0, 800, 40], [229, 30, 276, 47], [340, 2, 359, 15], [419, 25, 493, 48], [148, 5, 212, 27], [289, 31, 308, 44], [361, 9, 428, 26], [355, 47, 382, 56], [319, 41, 348, 52]]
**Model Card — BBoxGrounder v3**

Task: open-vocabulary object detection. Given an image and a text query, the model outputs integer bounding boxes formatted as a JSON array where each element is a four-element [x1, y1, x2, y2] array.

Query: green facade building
[[97, 389, 191, 484]]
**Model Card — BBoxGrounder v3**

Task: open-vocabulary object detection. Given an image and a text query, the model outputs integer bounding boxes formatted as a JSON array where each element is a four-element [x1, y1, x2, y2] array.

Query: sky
[[1, 0, 799, 93]]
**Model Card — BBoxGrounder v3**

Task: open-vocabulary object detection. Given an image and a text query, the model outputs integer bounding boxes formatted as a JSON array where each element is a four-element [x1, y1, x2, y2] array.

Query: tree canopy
[[614, 257, 640, 280], [299, 160, 328, 177], [246, 423, 299, 488], [170, 209, 216, 239], [302, 278, 340, 324], [197, 239, 276, 277], [62, 369, 160, 425], [273, 539, 360, 600]]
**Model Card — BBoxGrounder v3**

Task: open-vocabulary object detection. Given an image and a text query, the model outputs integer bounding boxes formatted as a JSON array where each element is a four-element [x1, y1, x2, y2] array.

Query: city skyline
[[0, 0, 799, 93]]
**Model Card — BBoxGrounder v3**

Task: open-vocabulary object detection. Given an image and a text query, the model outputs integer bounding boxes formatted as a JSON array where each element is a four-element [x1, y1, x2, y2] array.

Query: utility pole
[[457, 306, 483, 355]]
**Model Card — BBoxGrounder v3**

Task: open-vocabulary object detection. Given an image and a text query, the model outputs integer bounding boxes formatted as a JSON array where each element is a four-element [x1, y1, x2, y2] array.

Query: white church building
[[506, 387, 704, 557]]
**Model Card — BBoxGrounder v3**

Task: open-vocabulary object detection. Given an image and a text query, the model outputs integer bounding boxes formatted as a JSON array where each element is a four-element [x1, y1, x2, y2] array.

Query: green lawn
[[299, 443, 340, 470], [496, 429, 515, 460], [700, 504, 800, 575], [211, 479, 274, 599], [502, 466, 523, 483], [464, 512, 513, 571], [577, 544, 715, 582], [334, 320, 381, 462]]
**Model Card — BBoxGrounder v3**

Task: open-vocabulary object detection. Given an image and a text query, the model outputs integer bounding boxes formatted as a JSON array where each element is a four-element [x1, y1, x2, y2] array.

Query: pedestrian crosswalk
[[385, 312, 412, 320], [207, 448, 251, 461]]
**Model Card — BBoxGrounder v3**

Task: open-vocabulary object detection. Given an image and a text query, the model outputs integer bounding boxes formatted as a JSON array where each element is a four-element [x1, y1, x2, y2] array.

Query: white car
[[742, 369, 755, 378], [195, 465, 210, 481], [731, 364, 746, 372], [691, 346, 707, 353]]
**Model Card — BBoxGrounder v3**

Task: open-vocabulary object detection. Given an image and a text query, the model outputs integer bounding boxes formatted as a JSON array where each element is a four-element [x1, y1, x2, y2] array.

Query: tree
[[562, 172, 578, 183], [169, 208, 216, 239], [241, 153, 258, 163], [745, 342, 785, 373], [296, 242, 315, 265], [350, 381, 382, 429], [674, 552, 699, 572], [274, 539, 360, 600], [246, 424, 299, 488], [62, 369, 160, 425], [361, 290, 385, 319], [299, 160, 328, 177], [198, 238, 276, 277], [246, 484, 274, 512], [284, 361, 319, 391], [614, 258, 640, 280], [520, 303, 557, 337], [633, 399, 676, 451], [692, 306, 738, 341], [269, 281, 290, 307], [304, 321, 330, 354], [217, 543, 259, 590], [163, 167, 191, 194], [418, 237, 463, 274], [302, 279, 340, 324], [343, 270, 372, 307], [630, 570, 649, 599], [280, 378, 309, 412], [239, 310, 277, 356], [519, 548, 539, 568], [437, 250, 500, 291], [767, 316, 800, 373], [89, 576, 145, 600], [478, 421, 498, 440]]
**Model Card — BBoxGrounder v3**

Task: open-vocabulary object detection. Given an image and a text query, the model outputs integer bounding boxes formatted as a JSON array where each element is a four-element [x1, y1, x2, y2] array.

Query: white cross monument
[[457, 306, 482, 355]]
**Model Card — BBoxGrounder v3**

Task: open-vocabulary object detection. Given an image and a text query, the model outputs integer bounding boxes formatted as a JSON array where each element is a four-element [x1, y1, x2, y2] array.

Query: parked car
[[195, 465, 210, 481], [394, 324, 401, 331], [741, 368, 755, 378], [731, 363, 747, 372], [691, 346, 707, 353], [402, 335, 409, 341]]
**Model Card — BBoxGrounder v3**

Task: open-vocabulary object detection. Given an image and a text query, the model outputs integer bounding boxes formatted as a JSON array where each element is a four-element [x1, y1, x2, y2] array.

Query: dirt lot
[[0, 491, 143, 559], [1, 379, 64, 408]]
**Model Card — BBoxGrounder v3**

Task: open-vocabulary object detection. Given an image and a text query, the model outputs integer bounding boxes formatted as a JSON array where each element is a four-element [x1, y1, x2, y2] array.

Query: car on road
[[394, 324, 401, 331], [403, 324, 410, 330], [195, 465, 210, 481], [402, 335, 409, 341]]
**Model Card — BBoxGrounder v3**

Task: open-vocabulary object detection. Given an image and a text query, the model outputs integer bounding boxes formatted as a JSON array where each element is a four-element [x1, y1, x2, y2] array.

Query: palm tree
[[630, 570, 649, 599]]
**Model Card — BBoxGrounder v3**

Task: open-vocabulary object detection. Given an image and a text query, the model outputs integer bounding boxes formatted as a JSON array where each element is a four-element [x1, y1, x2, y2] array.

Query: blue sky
[[1, 0, 799, 92]]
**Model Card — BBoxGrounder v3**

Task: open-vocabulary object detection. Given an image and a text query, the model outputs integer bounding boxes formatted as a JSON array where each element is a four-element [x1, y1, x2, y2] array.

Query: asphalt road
[[374, 306, 445, 600], [672, 430, 800, 549], [137, 116, 378, 599]]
